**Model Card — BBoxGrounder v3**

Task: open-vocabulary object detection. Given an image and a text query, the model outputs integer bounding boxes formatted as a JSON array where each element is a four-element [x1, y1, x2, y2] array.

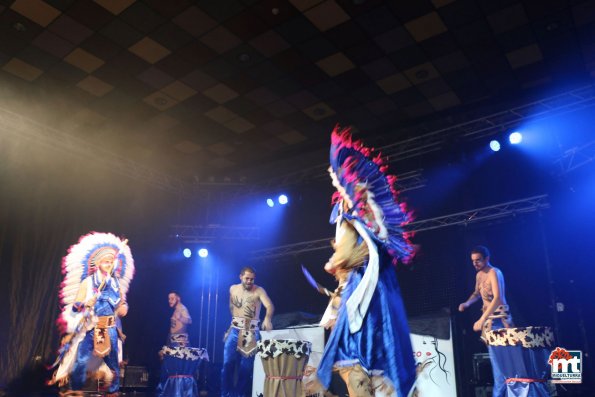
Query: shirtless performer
[[221, 267, 274, 397], [459, 245, 513, 397], [168, 292, 192, 347]]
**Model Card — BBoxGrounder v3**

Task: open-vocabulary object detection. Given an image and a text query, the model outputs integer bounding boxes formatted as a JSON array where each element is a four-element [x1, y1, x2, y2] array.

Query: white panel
[[410, 324, 457, 397]]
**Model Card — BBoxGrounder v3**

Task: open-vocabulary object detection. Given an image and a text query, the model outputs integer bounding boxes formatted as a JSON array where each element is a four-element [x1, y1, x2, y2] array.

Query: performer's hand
[[458, 303, 467, 312], [262, 318, 273, 331], [324, 260, 336, 275], [86, 297, 97, 308], [322, 318, 336, 330], [324, 257, 346, 275], [116, 303, 128, 317], [473, 319, 484, 332]]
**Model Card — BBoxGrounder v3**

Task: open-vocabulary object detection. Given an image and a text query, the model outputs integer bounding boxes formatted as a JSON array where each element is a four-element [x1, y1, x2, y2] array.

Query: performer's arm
[[228, 286, 235, 315], [259, 288, 275, 331], [473, 270, 501, 331], [116, 290, 129, 317], [458, 276, 481, 312], [176, 305, 192, 325], [324, 220, 367, 276], [73, 278, 91, 311]]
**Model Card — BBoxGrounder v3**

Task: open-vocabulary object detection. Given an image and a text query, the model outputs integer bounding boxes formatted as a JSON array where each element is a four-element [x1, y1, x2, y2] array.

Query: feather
[[329, 125, 415, 264]]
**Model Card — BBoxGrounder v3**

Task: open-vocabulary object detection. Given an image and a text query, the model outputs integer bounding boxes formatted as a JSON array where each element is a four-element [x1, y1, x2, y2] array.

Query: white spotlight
[[198, 248, 209, 258], [509, 132, 523, 145]]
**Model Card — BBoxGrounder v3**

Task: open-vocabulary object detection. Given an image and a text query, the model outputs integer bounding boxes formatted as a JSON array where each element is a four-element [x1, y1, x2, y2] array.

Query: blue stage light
[[278, 194, 288, 205], [183, 248, 191, 258], [266, 198, 275, 207], [198, 248, 209, 258], [490, 140, 501, 152], [509, 132, 523, 144]]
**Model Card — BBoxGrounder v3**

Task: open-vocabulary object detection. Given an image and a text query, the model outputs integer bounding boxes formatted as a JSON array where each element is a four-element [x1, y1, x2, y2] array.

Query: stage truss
[[170, 224, 261, 243], [250, 194, 549, 261], [3, 85, 594, 196], [256, 85, 595, 186], [553, 139, 595, 175]]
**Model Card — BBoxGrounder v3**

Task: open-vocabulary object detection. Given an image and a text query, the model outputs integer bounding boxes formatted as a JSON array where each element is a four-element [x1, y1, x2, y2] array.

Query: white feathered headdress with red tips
[[56, 231, 134, 334]]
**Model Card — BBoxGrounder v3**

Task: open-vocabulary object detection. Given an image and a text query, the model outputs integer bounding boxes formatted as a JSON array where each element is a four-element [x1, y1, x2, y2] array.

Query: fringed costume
[[49, 232, 134, 396], [317, 126, 417, 397]]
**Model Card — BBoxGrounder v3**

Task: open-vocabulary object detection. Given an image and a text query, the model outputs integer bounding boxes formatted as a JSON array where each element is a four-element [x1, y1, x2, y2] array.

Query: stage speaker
[[474, 386, 493, 397], [472, 353, 493, 384], [122, 366, 149, 388]]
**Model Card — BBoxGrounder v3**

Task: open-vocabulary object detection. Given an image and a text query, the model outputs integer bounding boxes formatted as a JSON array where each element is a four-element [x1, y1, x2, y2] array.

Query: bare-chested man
[[168, 291, 192, 347], [459, 246, 513, 397], [221, 266, 274, 397]]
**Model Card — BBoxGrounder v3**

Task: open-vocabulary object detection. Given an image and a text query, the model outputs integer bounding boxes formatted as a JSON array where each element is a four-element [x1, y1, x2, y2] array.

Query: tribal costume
[[317, 126, 417, 397], [168, 332, 191, 347], [50, 232, 134, 396], [481, 304, 514, 344], [221, 316, 261, 397]]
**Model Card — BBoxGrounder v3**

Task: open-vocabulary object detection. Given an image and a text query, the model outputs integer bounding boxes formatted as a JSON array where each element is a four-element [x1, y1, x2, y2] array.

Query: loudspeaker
[[474, 385, 493, 397], [472, 353, 493, 384], [122, 366, 149, 388]]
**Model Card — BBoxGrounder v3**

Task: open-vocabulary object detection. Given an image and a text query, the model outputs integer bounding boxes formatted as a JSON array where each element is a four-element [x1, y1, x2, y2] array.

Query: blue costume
[[221, 316, 261, 397], [483, 305, 514, 397], [71, 274, 122, 393], [317, 127, 416, 397]]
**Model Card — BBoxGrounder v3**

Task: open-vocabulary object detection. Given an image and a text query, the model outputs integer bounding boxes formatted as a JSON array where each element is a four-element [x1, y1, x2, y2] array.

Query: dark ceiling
[[1, 0, 594, 189]]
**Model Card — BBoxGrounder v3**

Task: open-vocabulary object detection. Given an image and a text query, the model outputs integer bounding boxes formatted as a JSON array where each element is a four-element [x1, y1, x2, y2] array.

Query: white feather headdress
[[57, 232, 134, 333]]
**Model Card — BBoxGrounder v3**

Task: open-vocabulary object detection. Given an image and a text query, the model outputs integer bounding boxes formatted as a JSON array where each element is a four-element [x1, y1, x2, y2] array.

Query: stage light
[[509, 132, 523, 144], [198, 248, 209, 258], [490, 140, 501, 152], [278, 194, 288, 205], [183, 248, 191, 258], [266, 198, 275, 207]]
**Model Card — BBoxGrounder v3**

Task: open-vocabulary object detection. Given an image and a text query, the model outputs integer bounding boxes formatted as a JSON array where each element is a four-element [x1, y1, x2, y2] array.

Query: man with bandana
[[220, 266, 274, 397]]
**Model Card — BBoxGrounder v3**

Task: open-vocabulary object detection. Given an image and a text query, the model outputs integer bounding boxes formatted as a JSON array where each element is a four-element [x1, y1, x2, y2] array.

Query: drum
[[156, 346, 209, 397], [257, 339, 312, 397], [485, 326, 554, 397]]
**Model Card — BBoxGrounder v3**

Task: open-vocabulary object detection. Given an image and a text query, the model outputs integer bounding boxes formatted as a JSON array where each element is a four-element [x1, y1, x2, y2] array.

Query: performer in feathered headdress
[[317, 126, 416, 397], [49, 232, 135, 397]]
